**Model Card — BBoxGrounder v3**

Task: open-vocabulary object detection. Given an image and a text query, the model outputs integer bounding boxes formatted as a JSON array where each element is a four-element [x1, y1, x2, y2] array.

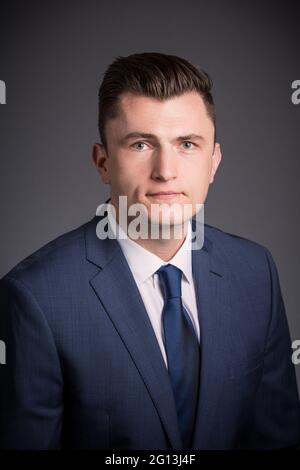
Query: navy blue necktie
[[156, 264, 200, 449]]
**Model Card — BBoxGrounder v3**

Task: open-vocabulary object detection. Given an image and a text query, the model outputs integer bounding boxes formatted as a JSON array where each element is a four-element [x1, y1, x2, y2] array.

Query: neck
[[129, 228, 188, 262], [107, 200, 190, 261]]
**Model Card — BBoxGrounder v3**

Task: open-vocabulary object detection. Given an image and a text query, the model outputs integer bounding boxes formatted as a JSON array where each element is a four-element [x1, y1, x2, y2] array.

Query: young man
[[0, 52, 300, 450]]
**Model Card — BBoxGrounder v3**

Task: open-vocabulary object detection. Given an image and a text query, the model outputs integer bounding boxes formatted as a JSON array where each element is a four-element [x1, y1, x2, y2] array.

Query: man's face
[[93, 91, 221, 228]]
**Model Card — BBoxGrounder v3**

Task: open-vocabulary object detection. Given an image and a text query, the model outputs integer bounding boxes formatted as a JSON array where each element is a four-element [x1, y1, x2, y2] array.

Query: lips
[[148, 192, 181, 196], [147, 192, 182, 200]]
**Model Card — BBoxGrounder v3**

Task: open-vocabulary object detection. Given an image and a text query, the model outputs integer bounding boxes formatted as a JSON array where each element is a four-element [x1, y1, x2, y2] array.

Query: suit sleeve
[[242, 248, 300, 449], [0, 276, 63, 449]]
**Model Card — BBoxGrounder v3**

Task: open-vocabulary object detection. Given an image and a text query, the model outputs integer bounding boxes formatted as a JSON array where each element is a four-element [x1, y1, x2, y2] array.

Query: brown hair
[[98, 52, 216, 149]]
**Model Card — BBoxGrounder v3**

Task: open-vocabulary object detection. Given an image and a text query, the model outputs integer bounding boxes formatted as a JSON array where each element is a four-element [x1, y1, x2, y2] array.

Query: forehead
[[106, 91, 213, 137]]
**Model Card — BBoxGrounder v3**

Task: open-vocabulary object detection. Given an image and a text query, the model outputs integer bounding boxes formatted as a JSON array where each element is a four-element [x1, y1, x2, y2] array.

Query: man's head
[[93, 52, 221, 228], [97, 52, 217, 149]]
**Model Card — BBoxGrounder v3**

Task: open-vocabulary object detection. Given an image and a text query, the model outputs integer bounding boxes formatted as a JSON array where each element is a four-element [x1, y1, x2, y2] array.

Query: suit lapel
[[85, 215, 183, 449], [191, 227, 231, 448]]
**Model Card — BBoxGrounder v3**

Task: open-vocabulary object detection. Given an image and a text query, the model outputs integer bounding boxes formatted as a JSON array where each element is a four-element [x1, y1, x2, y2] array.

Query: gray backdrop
[[1, 0, 299, 391]]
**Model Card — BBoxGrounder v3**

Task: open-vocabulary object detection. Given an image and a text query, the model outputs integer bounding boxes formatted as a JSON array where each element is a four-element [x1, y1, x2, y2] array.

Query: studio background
[[1, 0, 299, 391]]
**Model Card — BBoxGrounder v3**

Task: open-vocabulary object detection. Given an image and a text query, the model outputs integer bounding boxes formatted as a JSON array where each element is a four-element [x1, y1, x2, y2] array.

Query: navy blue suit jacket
[[0, 213, 300, 449]]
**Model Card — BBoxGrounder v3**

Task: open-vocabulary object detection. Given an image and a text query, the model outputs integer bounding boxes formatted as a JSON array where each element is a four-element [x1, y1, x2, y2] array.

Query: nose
[[151, 146, 178, 182]]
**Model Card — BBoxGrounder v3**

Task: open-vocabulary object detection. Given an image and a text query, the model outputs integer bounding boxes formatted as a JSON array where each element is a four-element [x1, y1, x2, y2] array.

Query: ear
[[92, 143, 110, 184], [209, 142, 222, 184]]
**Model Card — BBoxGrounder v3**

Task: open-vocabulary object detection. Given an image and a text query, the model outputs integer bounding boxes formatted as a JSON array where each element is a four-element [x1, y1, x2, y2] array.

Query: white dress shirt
[[106, 207, 200, 369]]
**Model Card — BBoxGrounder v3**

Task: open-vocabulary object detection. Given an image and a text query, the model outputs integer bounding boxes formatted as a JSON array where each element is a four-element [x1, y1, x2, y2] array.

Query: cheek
[[108, 157, 130, 185], [111, 152, 143, 175], [184, 159, 211, 183], [184, 162, 212, 200], [114, 158, 147, 186], [110, 168, 141, 199]]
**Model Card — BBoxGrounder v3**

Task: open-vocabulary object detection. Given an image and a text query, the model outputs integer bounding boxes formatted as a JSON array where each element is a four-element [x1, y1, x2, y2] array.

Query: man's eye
[[131, 141, 148, 151], [181, 141, 196, 150]]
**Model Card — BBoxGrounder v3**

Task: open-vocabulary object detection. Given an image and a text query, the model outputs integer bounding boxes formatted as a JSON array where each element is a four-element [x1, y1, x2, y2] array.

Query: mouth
[[147, 192, 182, 201]]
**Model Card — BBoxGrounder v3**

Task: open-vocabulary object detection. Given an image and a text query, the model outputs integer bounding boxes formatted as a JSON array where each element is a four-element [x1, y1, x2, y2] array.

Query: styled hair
[[98, 52, 216, 148]]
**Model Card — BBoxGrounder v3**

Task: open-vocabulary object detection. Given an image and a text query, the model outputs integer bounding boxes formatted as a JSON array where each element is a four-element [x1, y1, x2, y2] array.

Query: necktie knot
[[156, 264, 183, 299]]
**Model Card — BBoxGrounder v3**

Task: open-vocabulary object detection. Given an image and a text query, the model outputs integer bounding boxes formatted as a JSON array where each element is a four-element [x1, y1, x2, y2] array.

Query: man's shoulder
[[201, 224, 281, 312], [204, 222, 269, 254], [203, 222, 274, 276], [1, 216, 95, 287]]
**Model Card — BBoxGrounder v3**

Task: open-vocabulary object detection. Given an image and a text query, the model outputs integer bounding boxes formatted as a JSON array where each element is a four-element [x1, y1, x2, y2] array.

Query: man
[[0, 52, 300, 450]]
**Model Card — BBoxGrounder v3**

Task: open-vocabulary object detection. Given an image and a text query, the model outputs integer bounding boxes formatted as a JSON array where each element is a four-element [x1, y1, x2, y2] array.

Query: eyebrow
[[121, 132, 205, 143]]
